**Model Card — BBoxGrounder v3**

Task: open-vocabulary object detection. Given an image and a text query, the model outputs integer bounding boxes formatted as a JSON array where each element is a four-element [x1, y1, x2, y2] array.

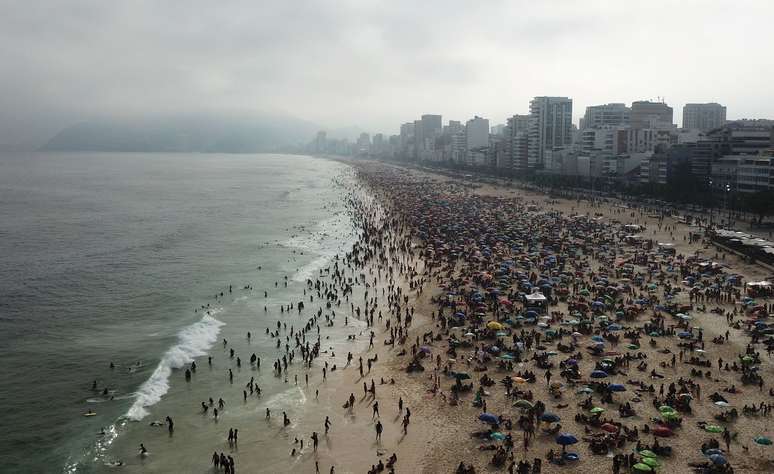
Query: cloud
[[0, 0, 771, 145]]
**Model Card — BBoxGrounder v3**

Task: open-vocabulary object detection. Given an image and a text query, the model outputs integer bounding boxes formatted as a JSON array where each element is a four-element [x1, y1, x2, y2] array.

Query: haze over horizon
[[1, 0, 773, 147]]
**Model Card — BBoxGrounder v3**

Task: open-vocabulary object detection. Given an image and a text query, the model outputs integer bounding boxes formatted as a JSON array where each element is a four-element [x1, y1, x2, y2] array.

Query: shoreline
[[89, 156, 774, 473]]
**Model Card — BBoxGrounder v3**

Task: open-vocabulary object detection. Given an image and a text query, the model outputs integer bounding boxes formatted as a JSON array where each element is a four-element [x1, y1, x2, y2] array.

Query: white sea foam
[[285, 213, 356, 283], [125, 312, 225, 420]]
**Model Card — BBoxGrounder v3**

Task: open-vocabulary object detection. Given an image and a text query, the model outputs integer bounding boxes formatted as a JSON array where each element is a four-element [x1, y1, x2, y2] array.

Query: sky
[[1, 0, 772, 146]]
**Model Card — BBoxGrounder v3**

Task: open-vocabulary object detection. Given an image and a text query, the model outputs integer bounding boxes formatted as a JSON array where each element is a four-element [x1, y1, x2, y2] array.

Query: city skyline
[[1, 0, 773, 147]]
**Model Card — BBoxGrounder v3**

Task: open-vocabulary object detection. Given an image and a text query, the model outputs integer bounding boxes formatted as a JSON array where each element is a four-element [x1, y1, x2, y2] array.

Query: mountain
[[41, 114, 319, 153]]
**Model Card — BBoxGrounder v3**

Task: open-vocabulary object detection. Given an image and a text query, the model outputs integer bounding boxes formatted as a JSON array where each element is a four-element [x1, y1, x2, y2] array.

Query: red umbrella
[[601, 423, 618, 433], [652, 425, 672, 437]]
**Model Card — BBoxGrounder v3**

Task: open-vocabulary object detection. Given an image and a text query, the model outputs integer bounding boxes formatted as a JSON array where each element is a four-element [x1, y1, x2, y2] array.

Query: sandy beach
[[92, 158, 774, 474], [266, 159, 774, 474]]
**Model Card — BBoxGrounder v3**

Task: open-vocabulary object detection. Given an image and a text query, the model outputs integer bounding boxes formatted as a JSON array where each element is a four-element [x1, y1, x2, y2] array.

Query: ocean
[[0, 152, 363, 473]]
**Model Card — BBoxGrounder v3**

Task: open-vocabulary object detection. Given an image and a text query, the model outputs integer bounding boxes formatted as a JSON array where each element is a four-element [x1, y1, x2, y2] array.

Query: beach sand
[[273, 161, 773, 474], [111, 159, 774, 474]]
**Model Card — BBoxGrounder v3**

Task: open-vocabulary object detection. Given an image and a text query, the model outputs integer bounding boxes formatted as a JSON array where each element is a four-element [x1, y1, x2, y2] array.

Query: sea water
[[0, 152, 362, 473]]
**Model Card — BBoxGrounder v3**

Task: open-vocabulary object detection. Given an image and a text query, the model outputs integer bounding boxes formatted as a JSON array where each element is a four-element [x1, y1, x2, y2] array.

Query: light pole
[[708, 177, 714, 228]]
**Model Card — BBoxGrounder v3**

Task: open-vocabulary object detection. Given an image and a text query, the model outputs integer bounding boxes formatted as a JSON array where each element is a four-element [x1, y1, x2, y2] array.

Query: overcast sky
[[1, 0, 772, 145]]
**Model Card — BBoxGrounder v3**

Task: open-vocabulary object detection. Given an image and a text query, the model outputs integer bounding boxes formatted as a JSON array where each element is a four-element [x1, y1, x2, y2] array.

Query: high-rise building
[[356, 133, 371, 153], [420, 115, 442, 139], [682, 103, 727, 132], [504, 114, 531, 172], [491, 124, 506, 136], [314, 131, 327, 154], [580, 103, 631, 129], [465, 116, 490, 150], [528, 96, 573, 168], [631, 101, 673, 129], [372, 133, 384, 154]]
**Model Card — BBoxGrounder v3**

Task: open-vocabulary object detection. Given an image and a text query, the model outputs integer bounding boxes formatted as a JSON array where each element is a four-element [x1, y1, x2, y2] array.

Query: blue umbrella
[[478, 413, 499, 424], [591, 370, 609, 378], [540, 412, 561, 423], [704, 449, 724, 456], [709, 454, 727, 465], [609, 384, 626, 392], [591, 335, 605, 342], [678, 331, 692, 338], [555, 433, 578, 451]]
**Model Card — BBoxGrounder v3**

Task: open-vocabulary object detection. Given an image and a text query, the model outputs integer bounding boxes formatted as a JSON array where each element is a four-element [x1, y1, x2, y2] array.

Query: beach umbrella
[[478, 413, 499, 424], [490, 432, 506, 441], [754, 436, 773, 446], [627, 344, 640, 350], [540, 412, 561, 423], [453, 372, 471, 380], [487, 321, 504, 330], [601, 423, 618, 433], [661, 412, 680, 422], [576, 387, 593, 394], [555, 433, 578, 452], [709, 454, 727, 465], [658, 405, 676, 414], [704, 425, 723, 433], [638, 450, 658, 458], [642, 457, 660, 468], [632, 463, 653, 472], [419, 345, 432, 354], [590, 370, 609, 378], [513, 377, 527, 384], [608, 384, 626, 392], [590, 407, 605, 414], [704, 448, 723, 456], [714, 400, 730, 407], [652, 426, 672, 437], [513, 399, 533, 409]]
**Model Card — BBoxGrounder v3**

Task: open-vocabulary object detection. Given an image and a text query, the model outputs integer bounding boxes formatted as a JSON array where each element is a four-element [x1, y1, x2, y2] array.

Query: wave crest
[[125, 312, 224, 420]]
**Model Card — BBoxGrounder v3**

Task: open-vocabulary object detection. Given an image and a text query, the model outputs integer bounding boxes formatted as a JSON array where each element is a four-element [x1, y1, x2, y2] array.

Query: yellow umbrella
[[487, 321, 504, 330]]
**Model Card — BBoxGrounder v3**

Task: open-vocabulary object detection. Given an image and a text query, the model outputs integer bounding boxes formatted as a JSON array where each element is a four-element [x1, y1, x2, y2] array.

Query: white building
[[580, 103, 630, 129], [528, 96, 573, 168], [682, 103, 726, 132], [465, 116, 490, 150]]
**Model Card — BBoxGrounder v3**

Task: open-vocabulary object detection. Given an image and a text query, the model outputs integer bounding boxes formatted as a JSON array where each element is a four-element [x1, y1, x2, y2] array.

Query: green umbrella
[[627, 344, 640, 350], [638, 450, 658, 458], [661, 412, 680, 421], [633, 463, 653, 472], [658, 405, 676, 414], [705, 425, 724, 433], [590, 407, 605, 414], [642, 457, 660, 467], [513, 399, 533, 409], [754, 436, 772, 446]]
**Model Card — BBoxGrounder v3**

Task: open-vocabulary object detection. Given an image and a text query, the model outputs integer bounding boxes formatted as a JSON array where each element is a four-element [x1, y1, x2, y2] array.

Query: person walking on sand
[[375, 421, 383, 441], [372, 401, 379, 419], [311, 431, 319, 451], [325, 416, 331, 435]]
